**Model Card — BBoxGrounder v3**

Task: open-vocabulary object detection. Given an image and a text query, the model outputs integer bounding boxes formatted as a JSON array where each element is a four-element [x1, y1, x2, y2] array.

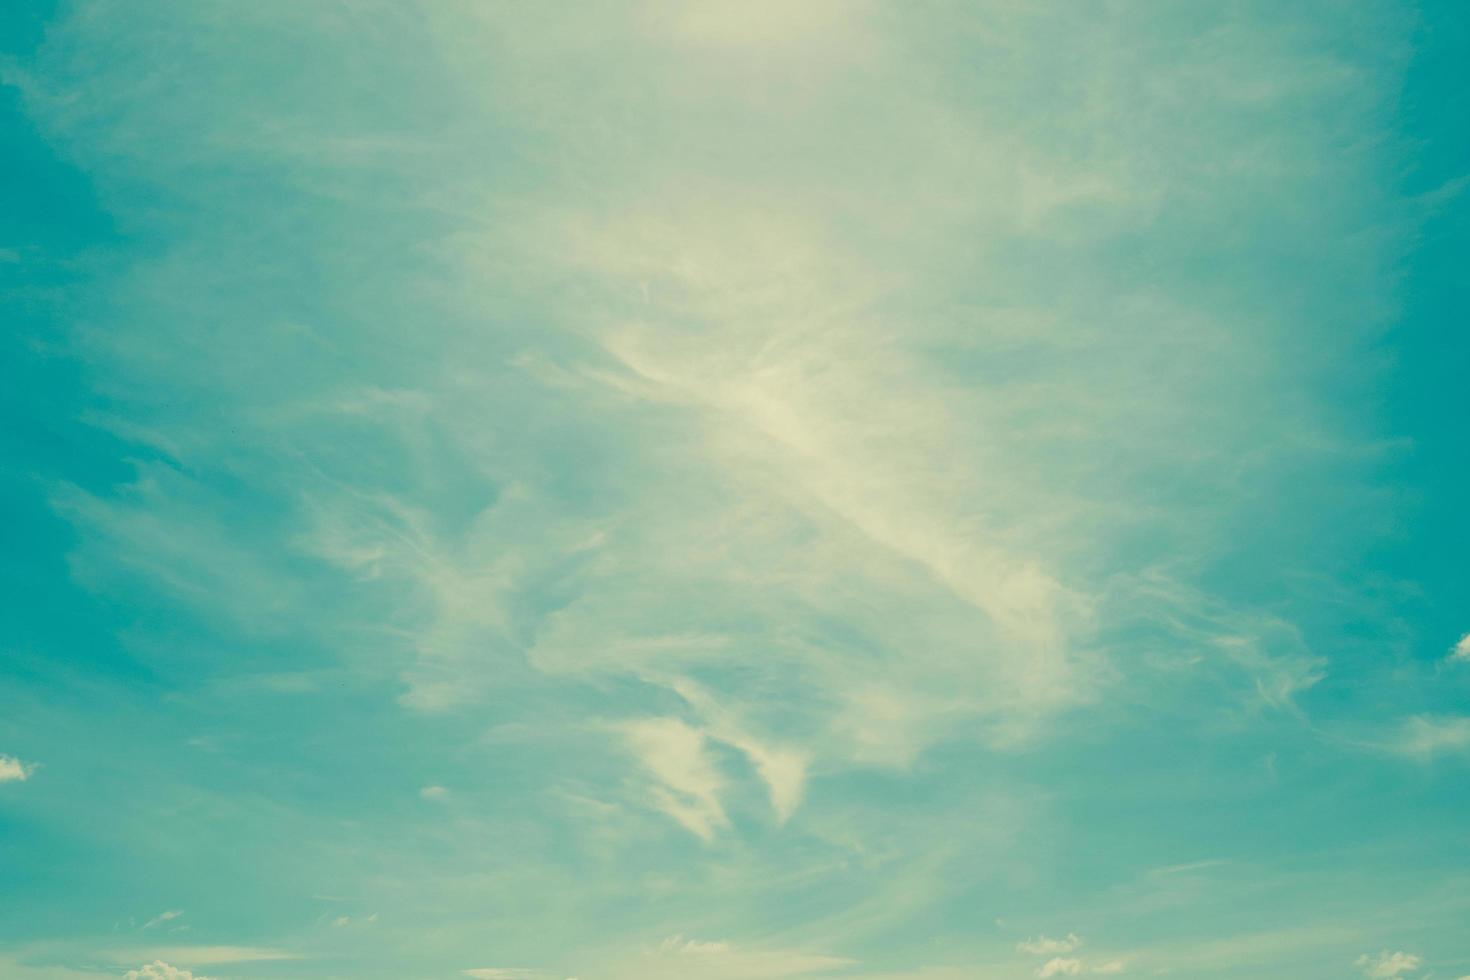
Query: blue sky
[[1, 2, 1467, 979]]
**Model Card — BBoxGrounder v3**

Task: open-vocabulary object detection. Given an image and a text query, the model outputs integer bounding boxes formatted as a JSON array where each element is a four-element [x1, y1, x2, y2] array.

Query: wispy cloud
[[113, 947, 299, 967], [1146, 859, 1226, 877], [142, 911, 183, 930], [1389, 716, 1470, 759], [618, 718, 729, 841], [3, 0, 1454, 976], [22, 0, 1385, 833]]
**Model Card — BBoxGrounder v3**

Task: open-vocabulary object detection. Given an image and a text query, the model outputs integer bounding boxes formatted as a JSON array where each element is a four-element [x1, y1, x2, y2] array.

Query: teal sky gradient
[[2, 3, 1468, 979]]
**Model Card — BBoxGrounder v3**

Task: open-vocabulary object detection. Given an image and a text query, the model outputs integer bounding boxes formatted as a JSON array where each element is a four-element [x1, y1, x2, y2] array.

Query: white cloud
[[1211, 626, 1325, 711], [331, 913, 377, 928], [1020, 940, 1122, 979], [619, 718, 729, 840], [661, 937, 733, 955], [19, 5, 1424, 972], [1147, 859, 1225, 877], [22, 3, 1381, 881], [1449, 633, 1470, 662], [665, 676, 807, 822], [123, 963, 211, 980], [733, 737, 806, 822], [1356, 951, 1422, 978], [142, 911, 183, 930], [118, 947, 297, 967], [610, 936, 853, 978], [420, 784, 450, 801], [462, 970, 539, 980], [0, 754, 35, 783], [607, 679, 810, 834], [1020, 935, 1082, 955], [1392, 716, 1470, 758]]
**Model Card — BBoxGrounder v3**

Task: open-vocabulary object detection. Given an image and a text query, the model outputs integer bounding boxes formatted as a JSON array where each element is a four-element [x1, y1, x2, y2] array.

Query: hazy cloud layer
[[2, 1, 1467, 978]]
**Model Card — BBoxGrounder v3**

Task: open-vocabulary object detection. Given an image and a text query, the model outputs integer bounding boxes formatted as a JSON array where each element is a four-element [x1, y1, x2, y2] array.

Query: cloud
[[123, 964, 211, 980], [325, 911, 378, 929], [420, 785, 450, 801], [142, 911, 183, 930], [116, 948, 298, 967], [1020, 938, 1123, 978], [0, 754, 35, 783], [730, 735, 806, 823], [612, 680, 810, 836], [664, 676, 807, 822], [8, 1, 1437, 976], [21, 0, 1389, 846], [1449, 633, 1470, 662], [610, 936, 854, 978], [1034, 959, 1125, 978], [618, 718, 729, 840], [1147, 859, 1226, 877], [1391, 716, 1470, 758], [462, 970, 541, 980], [1356, 951, 1422, 978]]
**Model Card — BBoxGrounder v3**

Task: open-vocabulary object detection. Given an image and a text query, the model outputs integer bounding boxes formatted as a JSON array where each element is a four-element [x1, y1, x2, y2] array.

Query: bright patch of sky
[[2, 1, 1467, 978]]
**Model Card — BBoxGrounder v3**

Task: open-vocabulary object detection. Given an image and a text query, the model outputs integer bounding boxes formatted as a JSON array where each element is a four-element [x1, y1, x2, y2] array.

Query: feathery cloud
[[142, 911, 183, 931], [3, 1, 1454, 977], [1391, 716, 1470, 758], [618, 718, 729, 840]]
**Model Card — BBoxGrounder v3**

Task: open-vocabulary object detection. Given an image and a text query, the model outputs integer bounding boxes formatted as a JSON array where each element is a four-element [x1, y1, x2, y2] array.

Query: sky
[[1, 2, 1468, 979]]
